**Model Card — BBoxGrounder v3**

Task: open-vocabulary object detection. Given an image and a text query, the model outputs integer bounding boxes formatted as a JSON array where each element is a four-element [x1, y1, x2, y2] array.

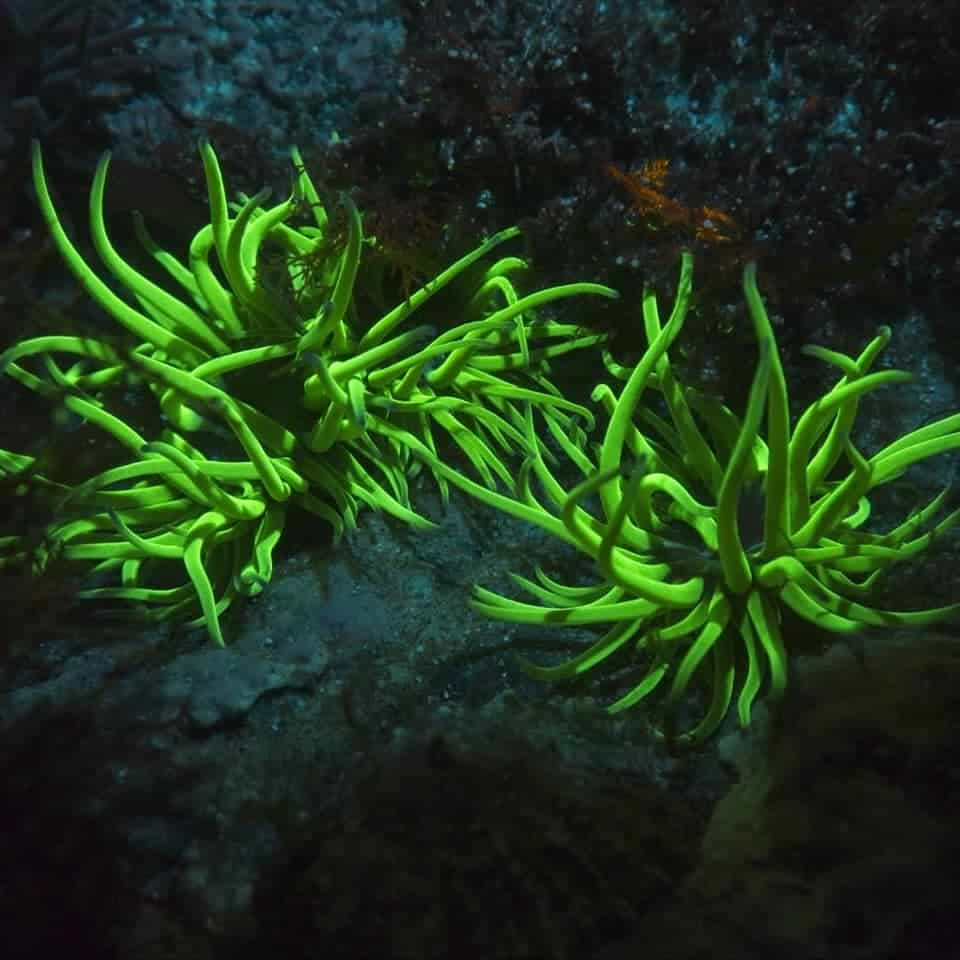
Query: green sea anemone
[[421, 252, 960, 744], [0, 142, 615, 645]]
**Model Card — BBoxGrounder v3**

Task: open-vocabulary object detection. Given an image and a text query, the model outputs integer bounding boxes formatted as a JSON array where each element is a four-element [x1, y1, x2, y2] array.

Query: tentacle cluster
[[0, 142, 615, 644], [441, 252, 960, 744]]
